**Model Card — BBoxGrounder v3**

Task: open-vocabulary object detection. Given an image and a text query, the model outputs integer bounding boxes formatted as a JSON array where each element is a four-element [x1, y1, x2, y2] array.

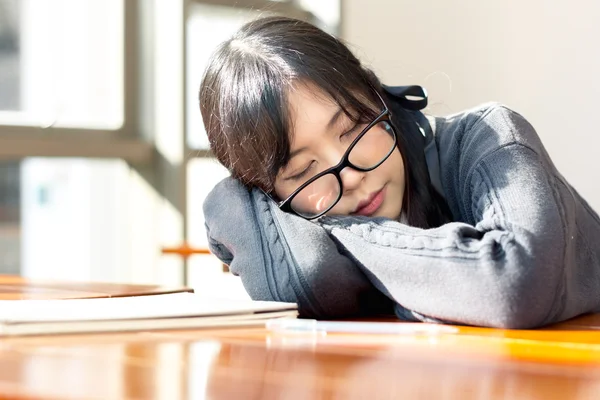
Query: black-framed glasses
[[270, 90, 397, 220]]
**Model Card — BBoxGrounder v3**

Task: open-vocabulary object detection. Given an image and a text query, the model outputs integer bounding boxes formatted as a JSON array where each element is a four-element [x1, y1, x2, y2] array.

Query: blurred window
[[0, 0, 123, 129], [0, 0, 339, 288]]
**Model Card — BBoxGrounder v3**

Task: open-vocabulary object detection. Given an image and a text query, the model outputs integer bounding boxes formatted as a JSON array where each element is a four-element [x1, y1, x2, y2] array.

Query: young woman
[[200, 16, 600, 328]]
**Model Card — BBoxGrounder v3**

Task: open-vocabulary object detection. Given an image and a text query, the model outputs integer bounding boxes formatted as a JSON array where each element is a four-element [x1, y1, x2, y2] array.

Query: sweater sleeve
[[319, 113, 568, 329], [203, 177, 393, 318]]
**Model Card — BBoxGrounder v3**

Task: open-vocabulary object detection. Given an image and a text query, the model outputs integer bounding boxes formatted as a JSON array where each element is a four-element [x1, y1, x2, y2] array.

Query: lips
[[353, 187, 386, 216]]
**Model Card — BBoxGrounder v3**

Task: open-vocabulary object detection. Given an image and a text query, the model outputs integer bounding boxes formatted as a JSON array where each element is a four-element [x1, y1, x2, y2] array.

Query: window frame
[[0, 0, 330, 285]]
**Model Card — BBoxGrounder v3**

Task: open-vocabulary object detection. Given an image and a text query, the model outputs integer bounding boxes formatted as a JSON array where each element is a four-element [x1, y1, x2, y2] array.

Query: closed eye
[[286, 161, 315, 181], [341, 122, 366, 141]]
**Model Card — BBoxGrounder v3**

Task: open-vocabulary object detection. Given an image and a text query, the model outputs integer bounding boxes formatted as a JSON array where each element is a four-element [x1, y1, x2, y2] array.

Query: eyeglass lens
[[289, 120, 395, 218]]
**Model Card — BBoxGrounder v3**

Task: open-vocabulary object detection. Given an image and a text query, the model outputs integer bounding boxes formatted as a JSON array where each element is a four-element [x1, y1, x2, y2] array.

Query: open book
[[0, 292, 297, 337]]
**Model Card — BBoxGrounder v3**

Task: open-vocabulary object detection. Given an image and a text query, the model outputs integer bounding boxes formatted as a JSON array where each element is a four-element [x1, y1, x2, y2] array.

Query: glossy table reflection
[[1, 276, 600, 399]]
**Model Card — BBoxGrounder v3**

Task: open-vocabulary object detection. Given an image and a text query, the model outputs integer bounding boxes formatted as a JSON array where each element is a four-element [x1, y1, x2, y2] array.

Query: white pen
[[266, 318, 459, 335]]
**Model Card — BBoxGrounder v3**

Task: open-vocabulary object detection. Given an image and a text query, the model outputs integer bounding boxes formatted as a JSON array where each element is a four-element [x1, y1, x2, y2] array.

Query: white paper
[[0, 293, 297, 324]]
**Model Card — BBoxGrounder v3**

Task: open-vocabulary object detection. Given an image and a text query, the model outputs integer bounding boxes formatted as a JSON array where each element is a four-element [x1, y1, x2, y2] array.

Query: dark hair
[[199, 16, 451, 228]]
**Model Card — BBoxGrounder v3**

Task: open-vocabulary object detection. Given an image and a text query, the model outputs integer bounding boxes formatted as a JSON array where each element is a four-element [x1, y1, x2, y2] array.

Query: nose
[[339, 166, 365, 193], [323, 142, 365, 193]]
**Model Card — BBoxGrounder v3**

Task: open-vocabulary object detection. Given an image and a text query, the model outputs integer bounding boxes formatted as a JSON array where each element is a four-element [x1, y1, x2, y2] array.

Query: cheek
[[382, 150, 406, 220], [382, 149, 405, 184], [272, 183, 286, 202]]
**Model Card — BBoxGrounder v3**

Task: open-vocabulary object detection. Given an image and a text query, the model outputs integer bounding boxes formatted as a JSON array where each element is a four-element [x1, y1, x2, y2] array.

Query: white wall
[[342, 1, 600, 211]]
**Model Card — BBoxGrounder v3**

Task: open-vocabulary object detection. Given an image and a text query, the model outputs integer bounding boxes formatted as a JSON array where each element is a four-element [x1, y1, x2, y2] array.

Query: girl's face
[[274, 83, 405, 220]]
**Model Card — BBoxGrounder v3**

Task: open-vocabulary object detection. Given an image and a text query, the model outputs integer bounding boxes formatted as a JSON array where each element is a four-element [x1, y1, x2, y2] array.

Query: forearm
[[320, 216, 558, 328], [320, 145, 567, 328], [204, 177, 393, 318]]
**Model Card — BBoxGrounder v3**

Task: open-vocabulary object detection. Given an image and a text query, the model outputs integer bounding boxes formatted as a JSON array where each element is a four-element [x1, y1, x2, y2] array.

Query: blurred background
[[0, 0, 598, 298]]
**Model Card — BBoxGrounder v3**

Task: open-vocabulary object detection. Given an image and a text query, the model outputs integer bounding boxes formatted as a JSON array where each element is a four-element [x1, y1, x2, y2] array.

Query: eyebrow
[[288, 107, 344, 160], [289, 146, 307, 160], [327, 107, 344, 131]]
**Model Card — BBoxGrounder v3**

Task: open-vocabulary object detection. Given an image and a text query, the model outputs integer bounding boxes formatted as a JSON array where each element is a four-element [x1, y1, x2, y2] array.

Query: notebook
[[0, 292, 297, 337]]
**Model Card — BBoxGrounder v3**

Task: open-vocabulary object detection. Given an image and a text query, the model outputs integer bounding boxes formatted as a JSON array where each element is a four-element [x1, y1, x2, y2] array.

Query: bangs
[[215, 75, 382, 194], [276, 77, 383, 165], [202, 43, 293, 192], [294, 74, 382, 124]]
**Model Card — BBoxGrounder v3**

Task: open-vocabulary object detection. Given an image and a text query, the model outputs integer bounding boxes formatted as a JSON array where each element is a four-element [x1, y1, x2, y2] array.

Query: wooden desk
[[1, 276, 600, 399]]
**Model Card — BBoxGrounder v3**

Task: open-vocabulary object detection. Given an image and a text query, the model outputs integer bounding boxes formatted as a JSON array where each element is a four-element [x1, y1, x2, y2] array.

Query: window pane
[[0, 159, 131, 278], [0, 0, 123, 129], [0, 161, 20, 275], [16, 158, 181, 285], [0, 0, 20, 111], [3, 158, 174, 286], [20, 158, 129, 281]]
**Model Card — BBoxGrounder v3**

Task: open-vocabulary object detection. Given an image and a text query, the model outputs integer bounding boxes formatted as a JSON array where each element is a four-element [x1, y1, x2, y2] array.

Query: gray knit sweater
[[203, 103, 600, 328]]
